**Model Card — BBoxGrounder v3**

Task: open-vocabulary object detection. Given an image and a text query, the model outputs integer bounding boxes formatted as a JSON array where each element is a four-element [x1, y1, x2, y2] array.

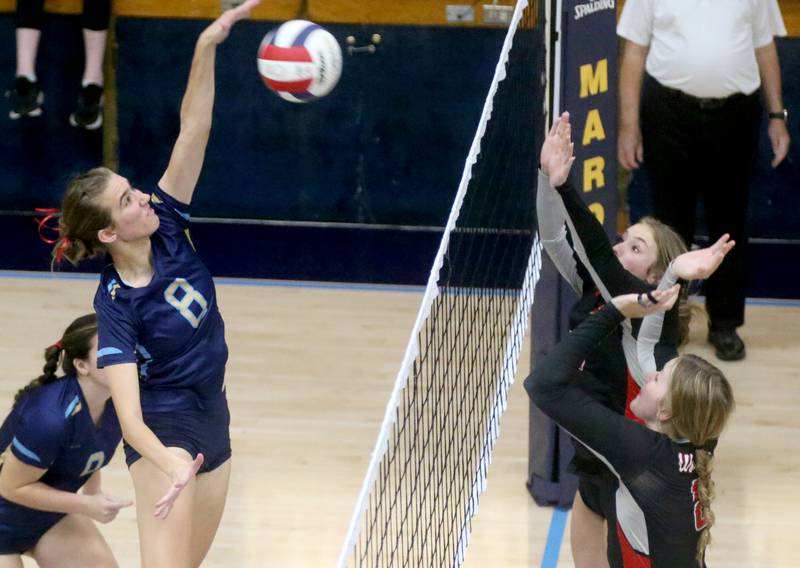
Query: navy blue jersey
[[94, 186, 228, 412], [0, 376, 121, 529]]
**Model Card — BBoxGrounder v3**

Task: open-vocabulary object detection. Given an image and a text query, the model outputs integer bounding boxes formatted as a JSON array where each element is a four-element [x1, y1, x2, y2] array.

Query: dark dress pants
[[640, 74, 762, 330]]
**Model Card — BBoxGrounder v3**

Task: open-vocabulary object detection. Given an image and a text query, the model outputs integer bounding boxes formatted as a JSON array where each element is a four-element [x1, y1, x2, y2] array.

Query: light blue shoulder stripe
[[97, 347, 123, 357], [64, 395, 81, 418], [12, 436, 42, 463]]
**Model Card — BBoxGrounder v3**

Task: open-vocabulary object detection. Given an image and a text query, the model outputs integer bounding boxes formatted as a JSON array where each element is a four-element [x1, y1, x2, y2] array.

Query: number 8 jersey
[[94, 186, 229, 412]]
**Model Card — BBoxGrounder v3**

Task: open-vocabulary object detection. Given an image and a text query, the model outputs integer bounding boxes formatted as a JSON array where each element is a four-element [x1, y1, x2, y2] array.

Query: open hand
[[671, 234, 735, 281], [154, 453, 204, 519], [200, 0, 261, 46], [611, 284, 681, 319], [540, 112, 575, 187]]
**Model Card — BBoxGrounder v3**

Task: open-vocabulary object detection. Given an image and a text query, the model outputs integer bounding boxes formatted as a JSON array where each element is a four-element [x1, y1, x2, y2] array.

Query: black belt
[[648, 75, 750, 110]]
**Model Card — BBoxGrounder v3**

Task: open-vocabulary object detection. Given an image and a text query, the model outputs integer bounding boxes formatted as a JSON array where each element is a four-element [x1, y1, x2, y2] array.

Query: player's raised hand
[[671, 234, 735, 281], [85, 492, 134, 524], [200, 0, 262, 46], [611, 284, 681, 319], [154, 453, 204, 520], [540, 112, 576, 187]]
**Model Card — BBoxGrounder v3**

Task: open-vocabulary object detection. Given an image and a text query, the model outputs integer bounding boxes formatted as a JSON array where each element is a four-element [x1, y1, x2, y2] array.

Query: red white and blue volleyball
[[257, 20, 343, 103]]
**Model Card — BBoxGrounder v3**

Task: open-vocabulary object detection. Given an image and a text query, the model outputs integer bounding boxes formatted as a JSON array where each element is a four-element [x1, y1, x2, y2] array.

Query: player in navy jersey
[[49, 1, 261, 566], [525, 287, 735, 567], [536, 112, 735, 567], [0, 313, 127, 567]]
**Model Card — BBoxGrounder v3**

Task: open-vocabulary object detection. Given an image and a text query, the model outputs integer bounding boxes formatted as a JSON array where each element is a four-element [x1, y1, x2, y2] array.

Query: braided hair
[[14, 314, 98, 406]]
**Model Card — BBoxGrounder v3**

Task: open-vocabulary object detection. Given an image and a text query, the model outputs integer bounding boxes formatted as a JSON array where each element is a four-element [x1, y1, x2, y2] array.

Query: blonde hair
[[661, 354, 735, 565], [638, 217, 697, 345], [53, 167, 114, 266]]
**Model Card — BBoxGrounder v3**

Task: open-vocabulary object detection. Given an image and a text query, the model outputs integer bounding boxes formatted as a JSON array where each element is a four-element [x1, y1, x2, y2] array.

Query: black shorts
[[577, 471, 617, 519], [570, 440, 617, 519], [124, 393, 231, 474]]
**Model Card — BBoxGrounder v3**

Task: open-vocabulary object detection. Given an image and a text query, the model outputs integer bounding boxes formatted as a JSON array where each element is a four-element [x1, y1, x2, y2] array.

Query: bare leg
[[81, 29, 106, 86], [0, 555, 23, 568], [190, 459, 231, 567], [570, 491, 610, 568], [130, 447, 196, 568], [31, 513, 117, 568], [15, 28, 40, 79]]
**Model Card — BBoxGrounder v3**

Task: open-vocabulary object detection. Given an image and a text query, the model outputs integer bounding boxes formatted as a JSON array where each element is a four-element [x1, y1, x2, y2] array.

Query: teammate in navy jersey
[[525, 287, 735, 567], [537, 112, 735, 567], [0, 313, 127, 568], [50, 1, 261, 566]]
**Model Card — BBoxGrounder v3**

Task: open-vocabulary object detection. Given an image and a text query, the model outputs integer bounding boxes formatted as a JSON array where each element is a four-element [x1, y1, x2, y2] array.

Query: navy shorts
[[124, 393, 231, 474], [0, 513, 64, 555]]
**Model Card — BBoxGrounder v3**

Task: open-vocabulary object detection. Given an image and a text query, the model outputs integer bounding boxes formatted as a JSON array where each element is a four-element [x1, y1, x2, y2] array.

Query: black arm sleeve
[[524, 304, 660, 480], [555, 176, 649, 297]]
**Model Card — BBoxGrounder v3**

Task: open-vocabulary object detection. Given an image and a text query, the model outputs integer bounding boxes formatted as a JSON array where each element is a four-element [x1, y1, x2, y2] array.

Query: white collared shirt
[[618, 0, 774, 98]]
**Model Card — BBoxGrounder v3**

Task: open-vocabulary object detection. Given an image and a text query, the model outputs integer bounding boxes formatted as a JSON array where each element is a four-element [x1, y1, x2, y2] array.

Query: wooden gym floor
[[0, 272, 797, 567]]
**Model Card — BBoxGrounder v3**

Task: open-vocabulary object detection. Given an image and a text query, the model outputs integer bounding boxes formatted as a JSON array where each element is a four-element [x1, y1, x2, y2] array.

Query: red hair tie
[[53, 237, 72, 266], [34, 208, 61, 245], [53, 340, 63, 350]]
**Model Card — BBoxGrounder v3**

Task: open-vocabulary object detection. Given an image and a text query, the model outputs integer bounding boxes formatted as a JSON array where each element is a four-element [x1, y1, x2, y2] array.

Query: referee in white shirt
[[617, 0, 790, 362]]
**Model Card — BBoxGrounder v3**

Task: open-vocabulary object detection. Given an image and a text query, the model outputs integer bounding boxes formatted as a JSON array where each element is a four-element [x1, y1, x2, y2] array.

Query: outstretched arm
[[106, 363, 203, 519], [538, 115, 582, 293], [525, 286, 680, 478], [547, 113, 648, 298], [159, 0, 261, 204], [637, 235, 735, 374]]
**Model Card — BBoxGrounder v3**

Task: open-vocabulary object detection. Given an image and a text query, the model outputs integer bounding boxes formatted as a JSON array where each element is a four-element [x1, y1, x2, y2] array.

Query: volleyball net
[[338, 2, 546, 566]]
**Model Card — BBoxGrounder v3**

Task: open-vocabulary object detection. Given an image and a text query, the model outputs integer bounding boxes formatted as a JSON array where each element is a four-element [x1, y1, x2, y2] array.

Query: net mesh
[[340, 2, 545, 566]]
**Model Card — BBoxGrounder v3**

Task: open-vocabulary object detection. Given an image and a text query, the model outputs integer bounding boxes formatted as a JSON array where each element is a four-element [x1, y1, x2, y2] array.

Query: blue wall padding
[[114, 18, 506, 225], [0, 14, 102, 210]]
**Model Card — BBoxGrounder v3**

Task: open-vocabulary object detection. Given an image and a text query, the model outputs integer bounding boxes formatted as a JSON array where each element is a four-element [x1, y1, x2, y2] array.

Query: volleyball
[[257, 20, 343, 103]]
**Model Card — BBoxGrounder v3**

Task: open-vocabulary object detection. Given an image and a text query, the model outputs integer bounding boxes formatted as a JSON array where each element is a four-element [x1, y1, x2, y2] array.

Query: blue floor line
[[540, 507, 569, 568]]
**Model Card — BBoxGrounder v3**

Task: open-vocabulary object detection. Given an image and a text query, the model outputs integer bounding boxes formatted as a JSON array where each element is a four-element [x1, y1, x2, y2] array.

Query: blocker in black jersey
[[526, 304, 712, 568]]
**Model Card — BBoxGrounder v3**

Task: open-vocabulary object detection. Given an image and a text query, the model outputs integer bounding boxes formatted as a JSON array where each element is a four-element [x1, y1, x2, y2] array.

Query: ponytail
[[55, 167, 114, 267], [694, 448, 715, 565], [662, 354, 734, 567], [13, 314, 98, 407], [14, 342, 64, 404]]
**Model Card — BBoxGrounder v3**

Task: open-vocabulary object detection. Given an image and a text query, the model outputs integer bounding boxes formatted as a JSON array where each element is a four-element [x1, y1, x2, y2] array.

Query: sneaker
[[5, 76, 44, 119], [708, 328, 746, 361], [69, 83, 104, 130]]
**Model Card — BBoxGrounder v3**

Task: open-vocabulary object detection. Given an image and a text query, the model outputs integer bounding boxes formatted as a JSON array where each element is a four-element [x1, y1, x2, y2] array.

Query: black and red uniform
[[536, 171, 683, 537], [525, 304, 709, 568]]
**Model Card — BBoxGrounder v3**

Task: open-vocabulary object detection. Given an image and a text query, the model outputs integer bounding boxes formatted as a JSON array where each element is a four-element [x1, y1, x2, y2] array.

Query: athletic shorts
[[570, 439, 617, 519], [0, 513, 64, 555], [577, 471, 617, 519], [124, 393, 231, 474]]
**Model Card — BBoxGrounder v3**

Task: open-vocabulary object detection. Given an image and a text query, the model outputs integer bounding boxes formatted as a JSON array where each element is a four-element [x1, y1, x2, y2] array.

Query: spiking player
[[0, 314, 128, 567], [49, 1, 262, 566]]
